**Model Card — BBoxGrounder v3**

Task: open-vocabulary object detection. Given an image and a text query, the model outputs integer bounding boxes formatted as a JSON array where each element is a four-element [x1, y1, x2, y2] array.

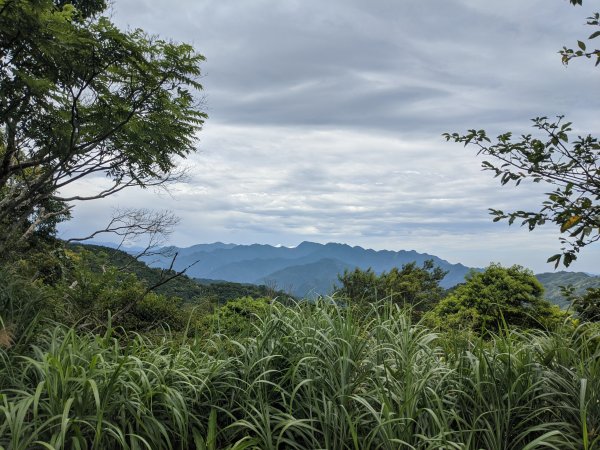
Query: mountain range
[[135, 241, 474, 298], [103, 240, 600, 306]]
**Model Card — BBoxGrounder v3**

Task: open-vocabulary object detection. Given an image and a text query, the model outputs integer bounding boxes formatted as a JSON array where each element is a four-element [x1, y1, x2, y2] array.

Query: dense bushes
[[427, 264, 566, 333], [0, 268, 54, 351], [1, 301, 599, 449], [207, 296, 272, 337], [56, 257, 192, 332], [1, 245, 205, 342]]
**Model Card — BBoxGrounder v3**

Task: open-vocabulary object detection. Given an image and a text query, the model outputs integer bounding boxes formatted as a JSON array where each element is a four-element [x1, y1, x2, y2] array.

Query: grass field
[[1, 300, 598, 449]]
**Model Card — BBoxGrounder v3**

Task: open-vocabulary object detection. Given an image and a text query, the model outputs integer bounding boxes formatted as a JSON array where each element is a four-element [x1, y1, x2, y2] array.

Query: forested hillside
[[70, 244, 290, 303], [130, 241, 599, 305], [536, 272, 600, 308]]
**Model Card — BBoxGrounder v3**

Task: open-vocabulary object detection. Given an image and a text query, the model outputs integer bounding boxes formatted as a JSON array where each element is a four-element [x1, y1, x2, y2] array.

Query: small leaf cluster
[[561, 6, 600, 67]]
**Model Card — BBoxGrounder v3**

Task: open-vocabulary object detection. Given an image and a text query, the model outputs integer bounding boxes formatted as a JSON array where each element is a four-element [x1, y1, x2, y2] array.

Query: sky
[[58, 0, 600, 273]]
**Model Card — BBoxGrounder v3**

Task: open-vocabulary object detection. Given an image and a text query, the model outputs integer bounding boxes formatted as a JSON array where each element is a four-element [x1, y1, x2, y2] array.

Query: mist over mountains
[[135, 241, 473, 298]]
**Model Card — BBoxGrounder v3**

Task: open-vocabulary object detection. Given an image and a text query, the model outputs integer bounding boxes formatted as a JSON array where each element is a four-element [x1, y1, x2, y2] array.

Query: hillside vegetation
[[3, 244, 597, 448], [1, 296, 598, 449], [70, 244, 290, 304], [137, 241, 600, 305]]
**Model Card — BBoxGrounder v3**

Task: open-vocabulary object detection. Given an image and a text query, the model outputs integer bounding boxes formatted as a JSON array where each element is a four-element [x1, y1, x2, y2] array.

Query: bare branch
[[67, 208, 179, 261]]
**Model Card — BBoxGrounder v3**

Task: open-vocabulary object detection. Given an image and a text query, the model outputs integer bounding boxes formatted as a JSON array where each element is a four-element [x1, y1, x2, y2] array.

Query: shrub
[[426, 264, 566, 333], [208, 296, 272, 336]]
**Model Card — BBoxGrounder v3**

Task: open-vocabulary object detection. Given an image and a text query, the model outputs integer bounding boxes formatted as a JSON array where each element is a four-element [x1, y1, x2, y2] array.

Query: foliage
[[1, 301, 599, 449], [195, 279, 290, 303], [444, 117, 600, 268], [561, 1, 600, 67], [0, 325, 224, 449], [54, 248, 202, 332], [4, 243, 204, 335], [208, 296, 272, 337], [0, 267, 57, 351], [0, 0, 206, 252], [68, 244, 289, 306], [427, 264, 565, 333], [336, 260, 447, 312], [5, 242, 292, 337], [565, 286, 600, 322], [444, 0, 600, 268], [68, 244, 208, 301]]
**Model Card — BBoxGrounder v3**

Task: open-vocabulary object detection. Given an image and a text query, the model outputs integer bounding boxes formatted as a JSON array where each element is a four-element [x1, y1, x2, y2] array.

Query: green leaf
[[589, 30, 600, 40], [547, 254, 561, 269], [564, 253, 575, 267], [578, 40, 587, 51]]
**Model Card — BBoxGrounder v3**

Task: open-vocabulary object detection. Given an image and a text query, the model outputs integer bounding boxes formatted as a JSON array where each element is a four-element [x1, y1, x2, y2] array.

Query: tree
[[0, 0, 206, 251], [336, 260, 448, 312], [574, 288, 600, 322], [336, 267, 379, 303], [55, 247, 203, 332], [561, 1, 600, 67], [426, 264, 564, 333], [443, 0, 599, 268], [561, 285, 600, 322]]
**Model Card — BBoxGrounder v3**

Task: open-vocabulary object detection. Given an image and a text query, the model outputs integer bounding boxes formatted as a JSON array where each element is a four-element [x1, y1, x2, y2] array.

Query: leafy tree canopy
[[444, 117, 600, 268], [574, 288, 600, 322], [336, 260, 447, 312], [427, 264, 564, 333], [0, 0, 206, 252]]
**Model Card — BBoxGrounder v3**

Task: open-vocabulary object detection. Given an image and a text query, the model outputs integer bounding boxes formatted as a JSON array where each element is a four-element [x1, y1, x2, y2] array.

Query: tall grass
[[1, 300, 599, 449]]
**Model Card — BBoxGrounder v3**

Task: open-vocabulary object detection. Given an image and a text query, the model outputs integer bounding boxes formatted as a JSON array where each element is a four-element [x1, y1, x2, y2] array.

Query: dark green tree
[[427, 264, 564, 333], [562, 285, 600, 322], [0, 0, 206, 251], [208, 296, 272, 337], [336, 260, 447, 312], [443, 0, 600, 268], [574, 288, 600, 322], [336, 267, 379, 303]]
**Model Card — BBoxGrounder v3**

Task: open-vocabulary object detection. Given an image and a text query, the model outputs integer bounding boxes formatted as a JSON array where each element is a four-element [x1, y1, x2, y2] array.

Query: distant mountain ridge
[[137, 241, 474, 298]]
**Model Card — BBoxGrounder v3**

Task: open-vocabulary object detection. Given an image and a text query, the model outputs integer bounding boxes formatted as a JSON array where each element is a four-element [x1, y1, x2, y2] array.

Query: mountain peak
[[296, 241, 323, 249]]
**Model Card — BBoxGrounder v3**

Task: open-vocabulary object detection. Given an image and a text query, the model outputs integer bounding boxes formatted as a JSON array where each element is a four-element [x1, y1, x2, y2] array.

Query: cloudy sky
[[59, 0, 600, 273]]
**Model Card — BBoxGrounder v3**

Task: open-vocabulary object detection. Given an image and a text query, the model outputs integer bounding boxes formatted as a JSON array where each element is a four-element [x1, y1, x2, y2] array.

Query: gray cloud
[[58, 0, 600, 273], [111, 0, 600, 134]]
